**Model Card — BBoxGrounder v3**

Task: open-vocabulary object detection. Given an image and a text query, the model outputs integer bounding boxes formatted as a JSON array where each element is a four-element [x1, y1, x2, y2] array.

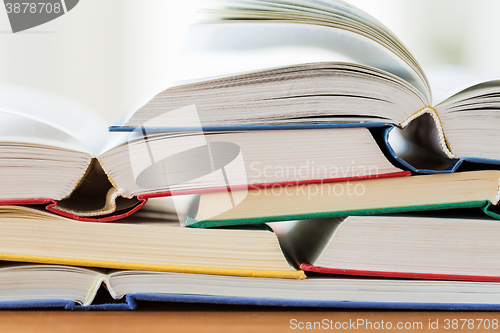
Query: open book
[[3, 263, 500, 310], [111, 0, 500, 172], [187, 170, 500, 227], [0, 205, 302, 279], [272, 215, 500, 282]]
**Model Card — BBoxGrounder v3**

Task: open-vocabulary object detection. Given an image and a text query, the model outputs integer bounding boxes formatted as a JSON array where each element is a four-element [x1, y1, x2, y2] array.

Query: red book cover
[[300, 264, 500, 283]]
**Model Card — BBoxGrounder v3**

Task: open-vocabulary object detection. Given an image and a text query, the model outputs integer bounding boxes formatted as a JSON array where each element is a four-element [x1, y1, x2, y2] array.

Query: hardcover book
[[2, 263, 500, 310], [271, 215, 500, 282], [0, 206, 303, 279], [111, 0, 500, 172], [187, 170, 500, 227]]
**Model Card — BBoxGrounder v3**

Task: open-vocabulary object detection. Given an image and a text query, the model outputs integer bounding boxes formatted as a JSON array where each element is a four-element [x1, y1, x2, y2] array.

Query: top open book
[[112, 0, 500, 169]]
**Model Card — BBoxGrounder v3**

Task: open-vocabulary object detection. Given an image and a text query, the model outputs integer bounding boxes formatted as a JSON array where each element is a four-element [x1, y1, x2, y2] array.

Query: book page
[[0, 111, 93, 155], [0, 82, 109, 155], [172, 22, 429, 102], [426, 65, 500, 105], [0, 263, 106, 306]]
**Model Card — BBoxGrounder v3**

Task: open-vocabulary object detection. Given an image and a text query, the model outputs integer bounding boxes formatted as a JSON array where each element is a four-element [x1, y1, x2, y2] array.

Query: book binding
[[3, 294, 500, 311]]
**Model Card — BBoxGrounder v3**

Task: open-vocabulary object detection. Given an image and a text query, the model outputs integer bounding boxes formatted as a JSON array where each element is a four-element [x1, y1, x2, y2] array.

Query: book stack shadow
[[2, 0, 500, 310]]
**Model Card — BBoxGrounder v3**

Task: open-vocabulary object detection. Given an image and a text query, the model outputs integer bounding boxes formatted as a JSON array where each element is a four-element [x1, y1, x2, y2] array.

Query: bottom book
[[2, 263, 500, 310]]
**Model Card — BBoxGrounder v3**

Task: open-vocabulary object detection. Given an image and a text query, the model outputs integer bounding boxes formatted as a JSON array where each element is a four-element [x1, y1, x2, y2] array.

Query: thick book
[[0, 206, 303, 279], [270, 215, 500, 282], [0, 94, 406, 221], [186, 170, 500, 227], [2, 263, 500, 310], [111, 0, 500, 171]]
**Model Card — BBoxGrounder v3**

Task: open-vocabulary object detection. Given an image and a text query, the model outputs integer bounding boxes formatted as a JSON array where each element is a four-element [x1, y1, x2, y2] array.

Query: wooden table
[[0, 304, 498, 333]]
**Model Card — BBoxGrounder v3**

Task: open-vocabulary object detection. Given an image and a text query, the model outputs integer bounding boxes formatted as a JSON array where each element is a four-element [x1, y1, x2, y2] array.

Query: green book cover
[[186, 201, 498, 228]]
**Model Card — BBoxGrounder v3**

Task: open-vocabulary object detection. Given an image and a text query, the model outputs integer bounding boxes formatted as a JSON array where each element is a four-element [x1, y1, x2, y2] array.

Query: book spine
[[400, 105, 455, 159], [0, 253, 306, 280]]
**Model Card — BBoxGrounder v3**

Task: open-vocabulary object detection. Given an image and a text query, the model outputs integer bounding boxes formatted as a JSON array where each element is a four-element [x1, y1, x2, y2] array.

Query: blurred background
[[0, 0, 499, 124], [349, 0, 500, 75]]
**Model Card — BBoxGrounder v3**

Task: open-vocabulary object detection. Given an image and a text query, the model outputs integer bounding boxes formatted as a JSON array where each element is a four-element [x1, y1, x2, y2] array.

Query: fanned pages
[[115, 0, 500, 167], [5, 263, 500, 309], [123, 63, 427, 128], [186, 0, 430, 97]]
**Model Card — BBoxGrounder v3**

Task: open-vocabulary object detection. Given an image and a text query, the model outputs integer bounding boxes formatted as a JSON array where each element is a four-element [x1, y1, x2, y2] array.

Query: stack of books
[[2, 0, 500, 310]]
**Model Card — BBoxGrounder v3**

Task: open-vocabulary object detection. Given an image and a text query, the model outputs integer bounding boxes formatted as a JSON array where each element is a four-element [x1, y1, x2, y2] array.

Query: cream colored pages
[[190, 0, 428, 96], [0, 264, 105, 306], [196, 171, 500, 221], [315, 216, 500, 277], [0, 206, 296, 275], [173, 22, 429, 101], [0, 110, 94, 201]]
